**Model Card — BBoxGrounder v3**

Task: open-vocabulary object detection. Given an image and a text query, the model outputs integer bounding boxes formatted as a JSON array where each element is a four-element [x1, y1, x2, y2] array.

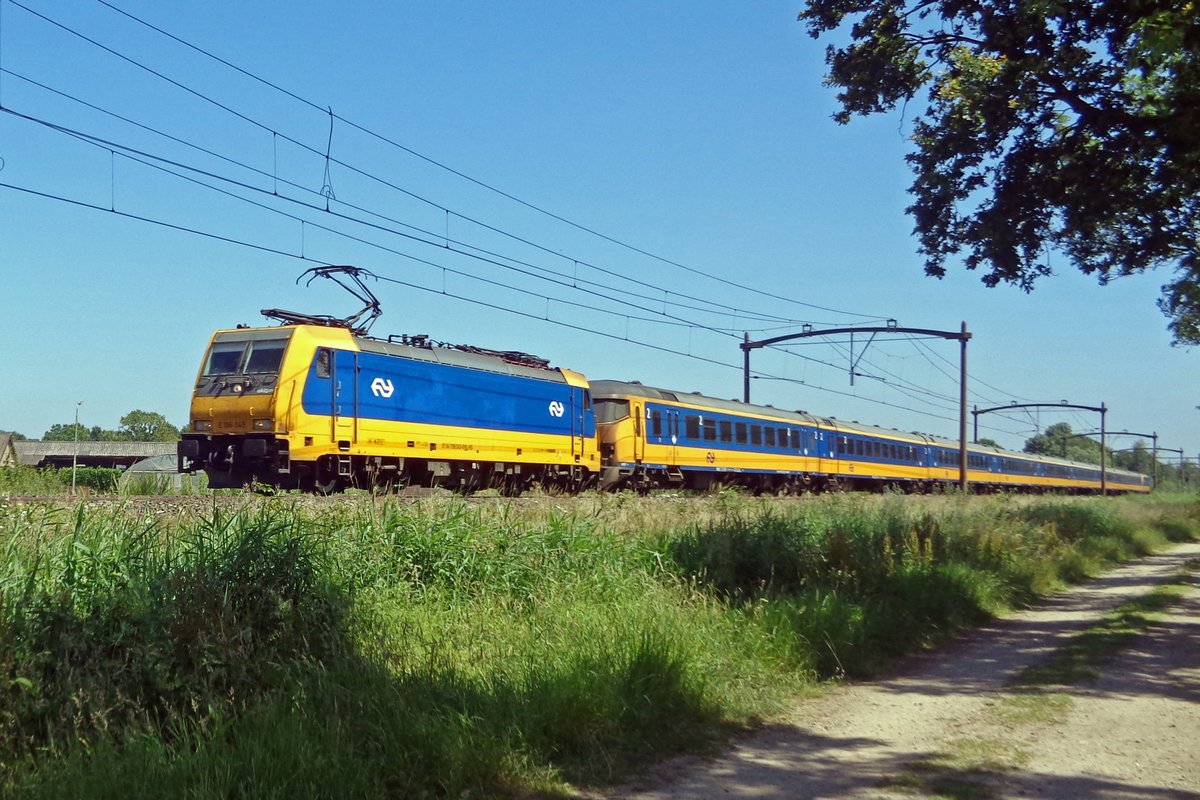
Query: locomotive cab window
[[205, 341, 245, 375], [316, 349, 332, 379], [244, 340, 287, 373], [204, 336, 290, 376]]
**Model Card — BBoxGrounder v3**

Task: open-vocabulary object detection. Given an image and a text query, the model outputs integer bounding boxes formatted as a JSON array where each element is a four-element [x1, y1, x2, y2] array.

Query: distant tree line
[[1022, 422, 1195, 486], [37, 410, 181, 443]]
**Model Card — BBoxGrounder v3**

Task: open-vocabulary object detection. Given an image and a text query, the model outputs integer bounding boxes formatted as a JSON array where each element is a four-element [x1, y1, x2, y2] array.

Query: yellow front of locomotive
[[178, 325, 342, 488]]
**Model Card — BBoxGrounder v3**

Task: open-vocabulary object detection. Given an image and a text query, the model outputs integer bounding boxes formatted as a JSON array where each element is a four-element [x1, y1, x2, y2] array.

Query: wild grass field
[[1, 490, 1197, 798]]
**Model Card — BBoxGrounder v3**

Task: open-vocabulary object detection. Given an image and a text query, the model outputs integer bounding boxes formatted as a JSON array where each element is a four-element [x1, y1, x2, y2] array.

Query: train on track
[[177, 280, 1149, 496]]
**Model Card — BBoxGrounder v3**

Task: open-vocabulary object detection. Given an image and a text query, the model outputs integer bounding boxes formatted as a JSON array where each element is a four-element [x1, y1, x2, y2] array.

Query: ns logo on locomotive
[[177, 267, 1150, 495]]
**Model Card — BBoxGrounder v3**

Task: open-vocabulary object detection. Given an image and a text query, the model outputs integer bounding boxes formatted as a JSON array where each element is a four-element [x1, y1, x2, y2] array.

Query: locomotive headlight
[[194, 420, 212, 432], [253, 419, 274, 430]]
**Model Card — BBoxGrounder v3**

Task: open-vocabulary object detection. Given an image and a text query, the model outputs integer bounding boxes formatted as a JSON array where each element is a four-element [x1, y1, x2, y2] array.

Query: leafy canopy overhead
[[799, 0, 1200, 344]]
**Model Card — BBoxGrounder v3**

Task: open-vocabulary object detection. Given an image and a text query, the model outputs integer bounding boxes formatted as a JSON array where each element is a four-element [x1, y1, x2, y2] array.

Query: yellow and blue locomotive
[[178, 323, 597, 492]]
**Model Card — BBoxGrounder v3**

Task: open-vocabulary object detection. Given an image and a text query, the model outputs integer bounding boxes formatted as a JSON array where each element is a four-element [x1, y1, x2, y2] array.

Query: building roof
[[0, 432, 17, 467], [14, 440, 177, 468]]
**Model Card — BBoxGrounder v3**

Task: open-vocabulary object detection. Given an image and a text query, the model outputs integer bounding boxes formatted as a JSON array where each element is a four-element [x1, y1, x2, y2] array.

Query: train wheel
[[312, 475, 342, 494]]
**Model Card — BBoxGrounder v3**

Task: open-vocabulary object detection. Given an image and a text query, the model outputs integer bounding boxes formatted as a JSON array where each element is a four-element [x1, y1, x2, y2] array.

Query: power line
[[9, 0, 881, 327], [1, 103, 780, 343], [88, 0, 891, 322], [1, 3, 1046, 440], [0, 62, 832, 332], [2, 173, 1012, 434]]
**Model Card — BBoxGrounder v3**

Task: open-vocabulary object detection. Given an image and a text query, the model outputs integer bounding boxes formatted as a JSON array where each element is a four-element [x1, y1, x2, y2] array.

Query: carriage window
[[594, 398, 630, 423], [650, 409, 663, 437], [751, 425, 762, 445], [685, 415, 700, 439], [764, 427, 776, 447], [719, 420, 732, 443], [735, 422, 747, 444], [837, 436, 847, 455], [793, 430, 804, 451], [703, 418, 717, 442]]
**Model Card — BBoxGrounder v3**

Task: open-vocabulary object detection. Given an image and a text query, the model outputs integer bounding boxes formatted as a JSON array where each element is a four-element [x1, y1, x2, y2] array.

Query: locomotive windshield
[[203, 334, 290, 376]]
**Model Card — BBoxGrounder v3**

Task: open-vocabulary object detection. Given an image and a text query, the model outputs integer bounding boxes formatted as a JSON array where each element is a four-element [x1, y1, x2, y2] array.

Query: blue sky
[[1, 0, 1195, 460]]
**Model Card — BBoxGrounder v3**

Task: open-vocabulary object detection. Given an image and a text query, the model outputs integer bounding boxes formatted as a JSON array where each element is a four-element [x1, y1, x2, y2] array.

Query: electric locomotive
[[177, 323, 597, 493]]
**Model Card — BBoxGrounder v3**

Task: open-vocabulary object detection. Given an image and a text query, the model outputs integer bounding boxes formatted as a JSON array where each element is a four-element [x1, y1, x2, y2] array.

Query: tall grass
[[665, 493, 1199, 677], [1, 492, 1196, 798]]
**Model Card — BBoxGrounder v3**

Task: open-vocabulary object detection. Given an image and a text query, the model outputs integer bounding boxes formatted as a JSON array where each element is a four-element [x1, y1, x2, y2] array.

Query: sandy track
[[613, 542, 1200, 800]]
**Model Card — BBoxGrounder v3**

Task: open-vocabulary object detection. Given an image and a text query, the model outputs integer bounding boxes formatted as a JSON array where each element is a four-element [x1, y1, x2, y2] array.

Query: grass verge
[[0, 492, 1196, 798]]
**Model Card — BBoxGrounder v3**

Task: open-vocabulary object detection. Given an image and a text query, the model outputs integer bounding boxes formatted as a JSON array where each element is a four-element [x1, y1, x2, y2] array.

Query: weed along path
[[611, 541, 1200, 800]]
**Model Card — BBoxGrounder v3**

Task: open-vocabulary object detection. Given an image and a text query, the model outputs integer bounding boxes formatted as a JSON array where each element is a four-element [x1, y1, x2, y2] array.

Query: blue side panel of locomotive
[[300, 348, 595, 437]]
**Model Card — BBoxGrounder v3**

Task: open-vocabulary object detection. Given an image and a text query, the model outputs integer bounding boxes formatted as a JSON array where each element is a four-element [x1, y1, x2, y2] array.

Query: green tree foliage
[[118, 410, 181, 442], [975, 437, 1001, 448], [799, 1, 1200, 344], [1023, 422, 1111, 464], [1112, 440, 1156, 474], [42, 411, 180, 442], [42, 423, 92, 442]]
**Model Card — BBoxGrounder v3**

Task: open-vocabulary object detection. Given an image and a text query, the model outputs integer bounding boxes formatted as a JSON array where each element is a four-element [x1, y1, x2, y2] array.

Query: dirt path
[[612, 542, 1200, 800]]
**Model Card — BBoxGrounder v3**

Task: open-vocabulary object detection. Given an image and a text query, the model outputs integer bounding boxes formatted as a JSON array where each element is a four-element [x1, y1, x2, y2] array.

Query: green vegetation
[[1, 466, 121, 495], [1, 492, 1197, 798], [798, 0, 1200, 344], [0, 466, 204, 497], [41, 409, 180, 442]]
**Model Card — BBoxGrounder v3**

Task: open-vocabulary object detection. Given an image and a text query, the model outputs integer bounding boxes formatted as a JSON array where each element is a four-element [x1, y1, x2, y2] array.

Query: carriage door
[[571, 386, 587, 462], [331, 350, 357, 444], [667, 409, 680, 463], [630, 401, 645, 463]]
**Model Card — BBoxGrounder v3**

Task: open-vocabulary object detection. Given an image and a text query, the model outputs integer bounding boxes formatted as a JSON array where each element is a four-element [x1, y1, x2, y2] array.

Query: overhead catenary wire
[[0, 2, 1048, 442], [7, 0, 887, 329], [0, 173, 1032, 436], [88, 0, 891, 322], [0, 103, 791, 342], [0, 69, 842, 332]]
